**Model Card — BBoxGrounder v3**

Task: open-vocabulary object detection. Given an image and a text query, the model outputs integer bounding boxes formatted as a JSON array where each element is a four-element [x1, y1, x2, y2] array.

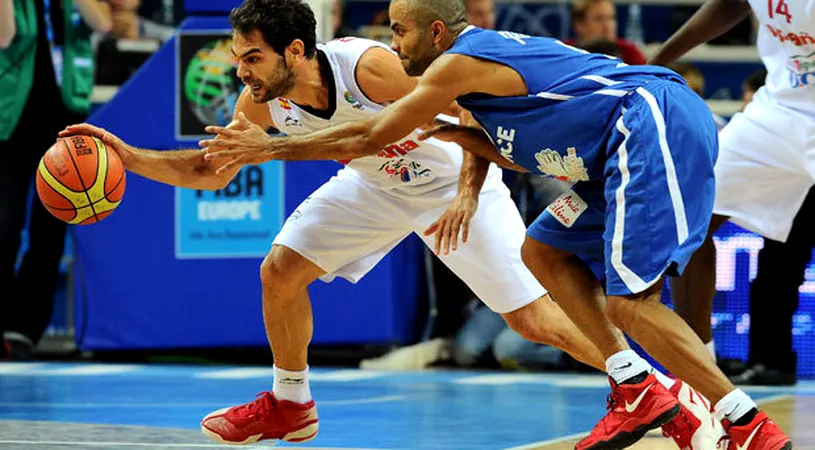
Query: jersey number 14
[[768, 0, 792, 24]]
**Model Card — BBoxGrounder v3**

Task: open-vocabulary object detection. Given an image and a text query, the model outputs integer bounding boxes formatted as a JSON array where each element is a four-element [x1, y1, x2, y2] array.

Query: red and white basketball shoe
[[576, 374, 680, 450], [722, 411, 792, 450], [201, 392, 319, 445], [661, 380, 726, 449]]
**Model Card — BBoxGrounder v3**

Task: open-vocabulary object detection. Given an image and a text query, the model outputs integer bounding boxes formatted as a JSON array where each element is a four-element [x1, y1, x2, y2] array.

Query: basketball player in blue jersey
[[201, 0, 793, 449]]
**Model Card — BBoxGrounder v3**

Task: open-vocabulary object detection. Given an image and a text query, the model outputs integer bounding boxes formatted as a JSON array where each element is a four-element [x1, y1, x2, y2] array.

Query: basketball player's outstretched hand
[[59, 123, 133, 159], [201, 112, 273, 174], [424, 193, 478, 256]]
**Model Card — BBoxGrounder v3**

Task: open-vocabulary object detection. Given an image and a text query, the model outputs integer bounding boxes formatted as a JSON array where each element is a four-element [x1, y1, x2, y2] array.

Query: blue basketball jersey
[[447, 27, 686, 182]]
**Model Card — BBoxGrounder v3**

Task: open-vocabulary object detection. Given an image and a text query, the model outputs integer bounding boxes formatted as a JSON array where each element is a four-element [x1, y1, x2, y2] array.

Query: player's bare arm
[[422, 110, 493, 255], [419, 119, 529, 173], [200, 53, 516, 173], [58, 86, 273, 190], [649, 0, 752, 65], [355, 46, 461, 117]]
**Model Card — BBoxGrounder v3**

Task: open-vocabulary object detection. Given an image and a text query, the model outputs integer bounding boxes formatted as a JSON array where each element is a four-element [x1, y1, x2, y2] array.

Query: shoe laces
[[234, 392, 277, 419], [605, 389, 624, 413], [717, 434, 731, 449]]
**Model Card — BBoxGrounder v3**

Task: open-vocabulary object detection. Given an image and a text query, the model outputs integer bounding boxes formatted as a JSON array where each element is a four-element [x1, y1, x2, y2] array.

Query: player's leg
[[413, 177, 605, 370], [598, 83, 790, 450], [671, 91, 811, 362], [668, 213, 728, 358], [202, 172, 412, 445], [520, 184, 631, 361], [522, 191, 685, 450]]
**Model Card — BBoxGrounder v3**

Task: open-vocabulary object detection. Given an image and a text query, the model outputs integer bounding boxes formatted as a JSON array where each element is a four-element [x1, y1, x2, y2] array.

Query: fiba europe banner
[[176, 30, 242, 139], [175, 164, 284, 259]]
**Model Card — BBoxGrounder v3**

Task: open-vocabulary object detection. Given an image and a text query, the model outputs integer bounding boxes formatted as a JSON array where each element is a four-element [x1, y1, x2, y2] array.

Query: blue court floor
[[1, 363, 813, 449]]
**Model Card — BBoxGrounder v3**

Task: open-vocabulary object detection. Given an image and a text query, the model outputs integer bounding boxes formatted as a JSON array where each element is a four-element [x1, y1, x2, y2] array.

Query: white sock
[[605, 350, 652, 385], [273, 365, 312, 404], [651, 369, 676, 390], [705, 340, 717, 362], [714, 389, 757, 423]]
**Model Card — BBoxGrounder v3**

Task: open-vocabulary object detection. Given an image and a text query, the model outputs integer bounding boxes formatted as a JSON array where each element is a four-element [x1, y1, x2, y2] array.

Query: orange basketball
[[36, 135, 126, 225]]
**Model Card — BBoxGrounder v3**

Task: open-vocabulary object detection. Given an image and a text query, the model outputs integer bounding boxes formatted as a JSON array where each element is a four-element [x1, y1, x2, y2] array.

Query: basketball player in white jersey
[[60, 0, 612, 444], [651, 0, 812, 447]]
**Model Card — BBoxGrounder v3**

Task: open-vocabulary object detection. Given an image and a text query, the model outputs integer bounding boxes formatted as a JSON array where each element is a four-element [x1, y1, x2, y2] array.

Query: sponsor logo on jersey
[[788, 50, 815, 88], [378, 158, 432, 182], [534, 147, 590, 182], [766, 25, 815, 46], [547, 190, 588, 228], [284, 116, 302, 128], [343, 91, 365, 110]]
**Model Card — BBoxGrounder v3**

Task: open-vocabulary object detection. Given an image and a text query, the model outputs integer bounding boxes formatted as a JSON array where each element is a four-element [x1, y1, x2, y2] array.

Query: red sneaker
[[201, 392, 319, 445], [723, 411, 791, 450], [661, 380, 725, 449], [576, 374, 680, 450]]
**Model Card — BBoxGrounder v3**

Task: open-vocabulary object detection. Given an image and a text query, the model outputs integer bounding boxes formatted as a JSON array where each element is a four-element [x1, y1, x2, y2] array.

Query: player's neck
[[286, 56, 331, 111]]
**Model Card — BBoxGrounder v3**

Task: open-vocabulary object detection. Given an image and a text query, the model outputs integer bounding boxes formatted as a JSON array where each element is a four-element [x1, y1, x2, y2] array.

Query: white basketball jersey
[[750, 0, 815, 115], [268, 38, 466, 192]]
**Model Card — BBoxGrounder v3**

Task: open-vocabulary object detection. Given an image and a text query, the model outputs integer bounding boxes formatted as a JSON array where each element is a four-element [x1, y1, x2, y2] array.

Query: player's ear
[[430, 20, 444, 43], [287, 39, 306, 61]]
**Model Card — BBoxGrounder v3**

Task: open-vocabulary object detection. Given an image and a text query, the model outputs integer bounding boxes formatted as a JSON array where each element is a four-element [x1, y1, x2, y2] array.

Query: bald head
[[395, 0, 468, 29]]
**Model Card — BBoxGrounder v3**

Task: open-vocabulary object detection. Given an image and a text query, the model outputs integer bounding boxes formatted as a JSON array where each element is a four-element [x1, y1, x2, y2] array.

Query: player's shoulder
[[321, 37, 394, 61]]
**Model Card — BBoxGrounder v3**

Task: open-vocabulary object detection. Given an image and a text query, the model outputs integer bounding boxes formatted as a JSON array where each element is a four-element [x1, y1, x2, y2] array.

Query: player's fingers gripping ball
[[36, 135, 126, 225]]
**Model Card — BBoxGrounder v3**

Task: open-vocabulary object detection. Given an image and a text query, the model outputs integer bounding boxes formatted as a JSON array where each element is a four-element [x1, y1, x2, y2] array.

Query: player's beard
[[249, 60, 296, 103], [402, 38, 443, 76], [404, 50, 441, 76]]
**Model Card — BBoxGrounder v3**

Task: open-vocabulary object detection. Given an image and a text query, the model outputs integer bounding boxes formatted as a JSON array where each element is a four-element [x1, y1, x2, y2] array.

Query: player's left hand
[[424, 193, 479, 256], [200, 112, 276, 174]]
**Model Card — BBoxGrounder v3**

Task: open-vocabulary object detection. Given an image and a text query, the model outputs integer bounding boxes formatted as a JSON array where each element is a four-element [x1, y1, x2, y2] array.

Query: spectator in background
[[566, 0, 646, 65], [465, 0, 495, 30], [668, 62, 728, 130], [100, 0, 173, 42], [726, 68, 804, 386], [331, 0, 353, 39], [0, 0, 110, 360], [741, 68, 767, 110]]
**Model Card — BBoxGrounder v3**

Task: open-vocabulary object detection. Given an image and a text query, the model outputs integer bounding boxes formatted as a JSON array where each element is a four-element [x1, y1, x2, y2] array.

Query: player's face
[[389, 1, 444, 76], [466, 0, 496, 30], [232, 30, 296, 103], [577, 0, 617, 42]]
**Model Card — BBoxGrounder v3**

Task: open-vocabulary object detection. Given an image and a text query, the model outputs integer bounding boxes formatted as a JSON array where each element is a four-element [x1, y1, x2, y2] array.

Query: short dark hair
[[230, 0, 318, 57], [743, 68, 767, 93]]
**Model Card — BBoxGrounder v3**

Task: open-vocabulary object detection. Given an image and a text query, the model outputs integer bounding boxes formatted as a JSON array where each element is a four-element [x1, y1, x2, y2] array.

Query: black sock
[[732, 408, 759, 427], [620, 371, 649, 385]]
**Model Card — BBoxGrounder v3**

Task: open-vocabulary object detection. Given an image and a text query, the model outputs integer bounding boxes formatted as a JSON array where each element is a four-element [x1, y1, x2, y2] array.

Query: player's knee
[[502, 300, 562, 347], [604, 296, 635, 331], [259, 247, 309, 292], [520, 237, 566, 280]]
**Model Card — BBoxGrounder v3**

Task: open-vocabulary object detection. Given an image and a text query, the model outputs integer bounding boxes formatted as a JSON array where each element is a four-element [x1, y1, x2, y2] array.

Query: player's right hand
[[423, 193, 478, 256], [59, 123, 134, 163]]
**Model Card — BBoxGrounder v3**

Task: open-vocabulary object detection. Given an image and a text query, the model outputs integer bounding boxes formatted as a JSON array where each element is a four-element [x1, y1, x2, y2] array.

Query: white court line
[[0, 395, 406, 409], [195, 368, 389, 381], [0, 442, 265, 448], [503, 432, 588, 450], [501, 393, 796, 449], [0, 441, 383, 449]]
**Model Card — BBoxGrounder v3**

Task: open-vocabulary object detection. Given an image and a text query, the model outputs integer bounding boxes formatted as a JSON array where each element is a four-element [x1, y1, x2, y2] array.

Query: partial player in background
[[650, 0, 815, 389], [61, 0, 612, 444]]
